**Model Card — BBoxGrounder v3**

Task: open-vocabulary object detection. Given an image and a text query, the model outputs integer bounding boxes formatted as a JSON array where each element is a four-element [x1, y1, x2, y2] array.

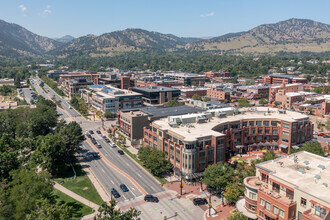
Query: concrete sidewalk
[[54, 182, 100, 211]]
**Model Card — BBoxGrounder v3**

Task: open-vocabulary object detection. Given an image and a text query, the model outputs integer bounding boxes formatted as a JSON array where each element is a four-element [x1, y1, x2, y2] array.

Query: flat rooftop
[[153, 107, 309, 142], [84, 85, 142, 99], [132, 86, 179, 93], [257, 151, 330, 204]]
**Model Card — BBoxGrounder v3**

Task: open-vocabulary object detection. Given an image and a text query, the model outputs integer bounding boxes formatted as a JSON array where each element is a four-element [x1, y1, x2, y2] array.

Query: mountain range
[[0, 18, 329, 57]]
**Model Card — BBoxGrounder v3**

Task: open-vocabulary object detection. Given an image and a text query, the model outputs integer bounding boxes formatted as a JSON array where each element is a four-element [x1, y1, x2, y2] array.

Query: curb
[[113, 131, 162, 185]]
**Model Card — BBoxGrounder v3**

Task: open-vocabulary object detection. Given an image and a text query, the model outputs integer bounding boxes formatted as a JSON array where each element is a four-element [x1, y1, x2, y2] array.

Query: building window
[[263, 121, 269, 126], [271, 121, 278, 127], [273, 182, 280, 193], [259, 211, 264, 218], [249, 121, 255, 126], [282, 131, 289, 142], [272, 129, 278, 134], [265, 202, 271, 211], [283, 123, 290, 129], [265, 129, 270, 134], [273, 205, 279, 215], [249, 192, 256, 200], [280, 209, 285, 218], [300, 198, 306, 207], [315, 205, 327, 218], [242, 122, 247, 127], [217, 139, 224, 145], [256, 121, 262, 126], [260, 198, 265, 206]]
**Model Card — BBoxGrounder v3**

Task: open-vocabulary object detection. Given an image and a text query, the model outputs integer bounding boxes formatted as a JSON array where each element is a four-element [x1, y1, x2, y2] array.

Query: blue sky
[[1, 0, 329, 38]]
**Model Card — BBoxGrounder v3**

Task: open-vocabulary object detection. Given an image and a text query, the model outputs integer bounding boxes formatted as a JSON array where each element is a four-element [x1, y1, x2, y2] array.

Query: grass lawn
[[55, 164, 104, 205], [52, 189, 94, 217]]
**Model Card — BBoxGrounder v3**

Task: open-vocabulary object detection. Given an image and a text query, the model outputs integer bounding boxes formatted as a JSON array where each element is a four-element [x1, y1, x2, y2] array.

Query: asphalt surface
[[31, 76, 164, 202], [22, 88, 35, 104]]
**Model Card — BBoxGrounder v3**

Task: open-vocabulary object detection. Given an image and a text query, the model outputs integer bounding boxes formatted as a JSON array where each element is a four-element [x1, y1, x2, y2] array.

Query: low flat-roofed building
[[239, 151, 330, 220], [179, 87, 209, 99], [131, 86, 180, 105], [81, 85, 143, 113], [163, 72, 207, 86], [143, 107, 313, 178], [0, 78, 14, 86]]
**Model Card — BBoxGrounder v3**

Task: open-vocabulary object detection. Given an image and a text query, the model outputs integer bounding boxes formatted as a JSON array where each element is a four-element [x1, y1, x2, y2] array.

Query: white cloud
[[18, 4, 29, 16], [42, 5, 52, 16], [200, 12, 214, 18]]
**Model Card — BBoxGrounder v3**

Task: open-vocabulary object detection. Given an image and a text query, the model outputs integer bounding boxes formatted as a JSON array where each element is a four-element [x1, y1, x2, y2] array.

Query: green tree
[[7, 168, 53, 219], [138, 147, 171, 176], [224, 184, 242, 204], [203, 163, 234, 194], [104, 110, 115, 119], [325, 119, 330, 131], [28, 105, 58, 137], [14, 76, 21, 88], [26, 199, 74, 220], [0, 134, 21, 180], [238, 98, 251, 108], [39, 82, 45, 87], [290, 141, 324, 156], [192, 93, 202, 100], [94, 200, 140, 220], [259, 98, 268, 105], [166, 98, 184, 107], [228, 212, 248, 220], [274, 101, 281, 106], [203, 97, 211, 102]]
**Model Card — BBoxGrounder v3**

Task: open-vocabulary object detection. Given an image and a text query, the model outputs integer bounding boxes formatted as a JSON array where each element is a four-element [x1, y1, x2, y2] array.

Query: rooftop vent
[[297, 168, 305, 174], [303, 160, 309, 165], [318, 164, 325, 170], [322, 182, 328, 187], [314, 174, 321, 180]]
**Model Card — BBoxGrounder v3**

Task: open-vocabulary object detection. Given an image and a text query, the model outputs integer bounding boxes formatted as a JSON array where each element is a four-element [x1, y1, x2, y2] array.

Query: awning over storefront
[[235, 145, 243, 149], [292, 145, 299, 149], [279, 144, 288, 149], [271, 141, 278, 146]]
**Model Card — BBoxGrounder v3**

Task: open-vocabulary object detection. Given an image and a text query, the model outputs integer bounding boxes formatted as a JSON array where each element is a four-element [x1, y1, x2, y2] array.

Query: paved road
[[31, 76, 164, 200], [22, 88, 35, 104]]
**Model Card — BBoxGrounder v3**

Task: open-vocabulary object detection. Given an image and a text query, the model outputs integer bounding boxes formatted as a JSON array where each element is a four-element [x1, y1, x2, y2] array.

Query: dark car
[[97, 143, 102, 148], [96, 130, 101, 134], [91, 152, 99, 158], [144, 195, 159, 202], [193, 198, 208, 206], [111, 188, 120, 198], [89, 130, 94, 134], [105, 138, 111, 143], [118, 150, 124, 155], [120, 184, 129, 192]]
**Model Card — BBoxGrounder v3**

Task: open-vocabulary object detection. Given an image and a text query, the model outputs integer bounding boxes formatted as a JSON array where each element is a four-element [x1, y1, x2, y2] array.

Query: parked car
[[91, 152, 99, 158], [110, 143, 116, 148], [120, 184, 129, 192], [118, 150, 124, 155], [313, 132, 319, 135], [89, 130, 94, 134], [193, 198, 208, 206], [317, 133, 326, 136], [111, 188, 120, 198], [144, 195, 159, 203], [104, 138, 111, 143], [97, 143, 102, 148], [96, 130, 101, 134]]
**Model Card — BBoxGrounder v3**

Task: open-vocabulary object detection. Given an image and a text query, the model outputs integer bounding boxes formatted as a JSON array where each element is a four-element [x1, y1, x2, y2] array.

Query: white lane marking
[[126, 163, 130, 167], [137, 174, 142, 178], [111, 180, 114, 185], [150, 186, 155, 191], [102, 169, 105, 173]]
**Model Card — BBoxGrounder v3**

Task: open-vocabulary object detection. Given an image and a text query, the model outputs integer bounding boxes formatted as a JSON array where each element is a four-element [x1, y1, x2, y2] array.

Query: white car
[[69, 106, 72, 109]]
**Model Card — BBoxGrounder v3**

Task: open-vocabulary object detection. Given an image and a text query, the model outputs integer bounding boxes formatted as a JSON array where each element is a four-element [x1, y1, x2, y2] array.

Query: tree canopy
[[138, 147, 171, 177], [94, 200, 140, 220], [289, 141, 324, 156]]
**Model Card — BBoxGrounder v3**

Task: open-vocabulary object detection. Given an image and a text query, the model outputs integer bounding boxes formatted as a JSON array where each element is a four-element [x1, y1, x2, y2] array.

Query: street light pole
[[209, 196, 211, 216]]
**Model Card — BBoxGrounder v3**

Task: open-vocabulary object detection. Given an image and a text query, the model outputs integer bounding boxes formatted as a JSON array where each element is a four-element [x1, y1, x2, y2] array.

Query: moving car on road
[[118, 150, 124, 155], [144, 195, 159, 203], [89, 130, 94, 134], [120, 184, 129, 192], [96, 130, 101, 134], [110, 143, 116, 148], [111, 188, 120, 198], [193, 198, 208, 206]]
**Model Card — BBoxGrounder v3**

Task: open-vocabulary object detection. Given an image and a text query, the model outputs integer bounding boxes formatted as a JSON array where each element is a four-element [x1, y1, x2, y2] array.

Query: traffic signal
[[116, 201, 118, 204], [161, 183, 164, 187], [209, 202, 212, 207], [175, 212, 178, 216], [164, 216, 166, 220]]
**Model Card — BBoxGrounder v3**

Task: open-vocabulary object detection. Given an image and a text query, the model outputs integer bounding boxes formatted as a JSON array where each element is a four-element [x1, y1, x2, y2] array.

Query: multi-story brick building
[[80, 85, 143, 113], [118, 105, 202, 142], [262, 75, 307, 85], [143, 107, 313, 179], [206, 87, 230, 101], [204, 71, 231, 79], [131, 86, 181, 105], [238, 151, 330, 220], [163, 72, 207, 86], [179, 87, 210, 99], [269, 84, 304, 104], [61, 78, 93, 98]]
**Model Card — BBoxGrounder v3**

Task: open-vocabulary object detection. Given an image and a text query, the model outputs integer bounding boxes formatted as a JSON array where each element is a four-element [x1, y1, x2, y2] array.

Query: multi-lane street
[[29, 77, 205, 219], [30, 77, 164, 199]]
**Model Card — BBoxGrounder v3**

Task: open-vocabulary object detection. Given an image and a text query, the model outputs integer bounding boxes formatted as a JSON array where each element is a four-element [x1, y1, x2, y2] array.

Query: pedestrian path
[[54, 182, 100, 218]]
